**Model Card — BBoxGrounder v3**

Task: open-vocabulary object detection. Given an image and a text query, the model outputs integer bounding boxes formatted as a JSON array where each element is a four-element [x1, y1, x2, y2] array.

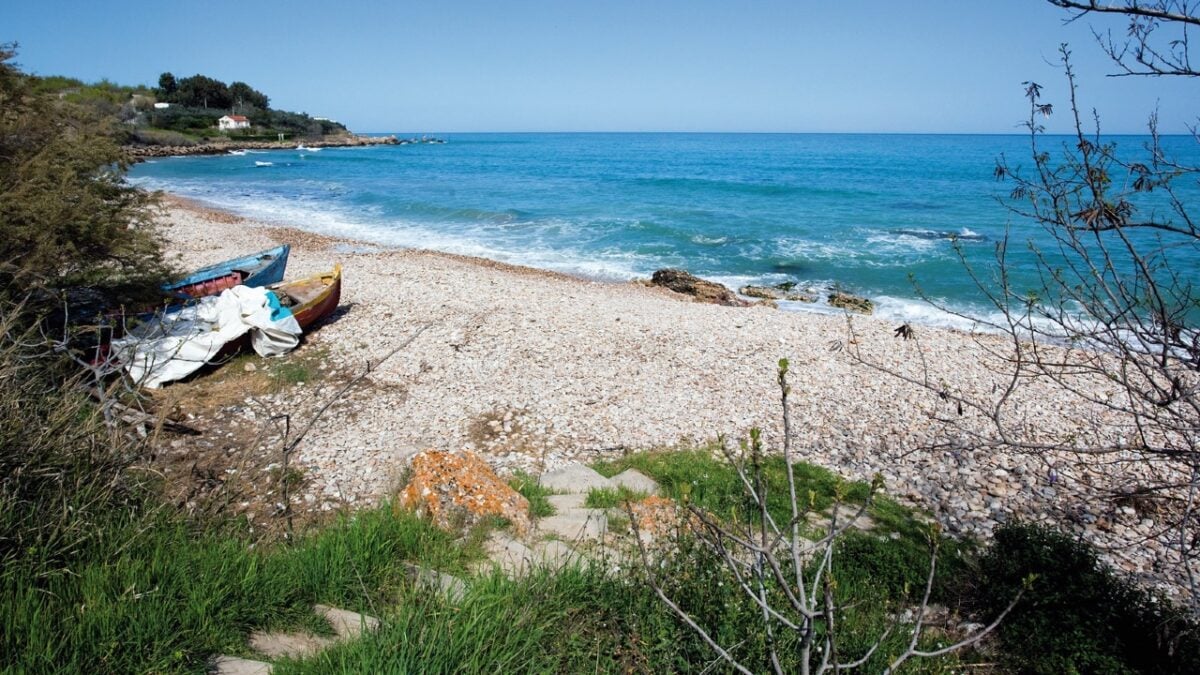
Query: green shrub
[[0, 45, 172, 310], [976, 522, 1200, 674]]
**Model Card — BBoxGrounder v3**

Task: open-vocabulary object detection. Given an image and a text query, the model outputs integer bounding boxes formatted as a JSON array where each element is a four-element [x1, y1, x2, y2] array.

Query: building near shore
[[218, 114, 250, 130]]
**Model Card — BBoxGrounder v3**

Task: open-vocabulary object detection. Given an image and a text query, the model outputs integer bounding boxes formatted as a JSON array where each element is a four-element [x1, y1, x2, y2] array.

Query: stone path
[[213, 464, 661, 673], [210, 459, 896, 673], [472, 463, 665, 578]]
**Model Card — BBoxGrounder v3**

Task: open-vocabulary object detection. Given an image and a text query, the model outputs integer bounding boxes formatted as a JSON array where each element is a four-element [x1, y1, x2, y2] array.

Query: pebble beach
[[157, 195, 1185, 597]]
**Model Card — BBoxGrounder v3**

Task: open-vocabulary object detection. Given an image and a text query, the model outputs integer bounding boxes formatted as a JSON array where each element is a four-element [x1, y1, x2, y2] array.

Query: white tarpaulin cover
[[113, 285, 302, 388]]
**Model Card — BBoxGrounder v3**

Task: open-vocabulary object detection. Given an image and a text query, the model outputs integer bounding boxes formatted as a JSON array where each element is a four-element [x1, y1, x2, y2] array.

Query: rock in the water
[[739, 285, 818, 303], [739, 285, 781, 300], [539, 462, 615, 493], [610, 468, 659, 495], [650, 269, 747, 306], [828, 291, 874, 314], [398, 449, 531, 534]]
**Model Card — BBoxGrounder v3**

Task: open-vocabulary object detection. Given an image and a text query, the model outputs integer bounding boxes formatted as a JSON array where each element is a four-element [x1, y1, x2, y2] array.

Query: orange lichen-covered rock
[[628, 495, 690, 544], [397, 450, 531, 534]]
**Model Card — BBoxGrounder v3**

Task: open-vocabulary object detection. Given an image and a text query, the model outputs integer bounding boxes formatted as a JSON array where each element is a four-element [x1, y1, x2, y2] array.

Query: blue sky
[[3, 0, 1196, 133]]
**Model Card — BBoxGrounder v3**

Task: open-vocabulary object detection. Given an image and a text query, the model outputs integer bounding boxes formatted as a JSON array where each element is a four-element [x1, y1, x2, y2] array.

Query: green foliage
[[146, 105, 225, 132], [2, 505, 467, 673], [157, 71, 176, 97], [834, 531, 962, 603], [230, 80, 269, 109], [0, 45, 171, 309], [171, 73, 232, 109], [272, 360, 315, 386], [31, 63, 345, 143], [976, 522, 1200, 674], [508, 471, 555, 517], [592, 446, 871, 525]]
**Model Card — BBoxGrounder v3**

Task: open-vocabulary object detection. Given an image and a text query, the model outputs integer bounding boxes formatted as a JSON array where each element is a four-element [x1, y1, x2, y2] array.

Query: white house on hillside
[[218, 114, 250, 131]]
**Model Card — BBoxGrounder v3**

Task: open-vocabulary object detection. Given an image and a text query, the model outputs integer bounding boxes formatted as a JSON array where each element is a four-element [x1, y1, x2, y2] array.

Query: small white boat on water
[[255, 161, 274, 167], [296, 144, 322, 152], [228, 149, 247, 156]]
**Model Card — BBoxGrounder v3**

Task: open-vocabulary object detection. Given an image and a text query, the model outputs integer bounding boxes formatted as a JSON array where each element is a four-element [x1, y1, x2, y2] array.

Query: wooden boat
[[164, 244, 291, 298], [271, 264, 342, 331], [209, 264, 342, 361]]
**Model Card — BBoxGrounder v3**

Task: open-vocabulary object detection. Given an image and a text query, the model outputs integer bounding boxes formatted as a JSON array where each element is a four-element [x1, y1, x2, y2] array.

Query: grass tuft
[[508, 471, 555, 518], [585, 485, 649, 508]]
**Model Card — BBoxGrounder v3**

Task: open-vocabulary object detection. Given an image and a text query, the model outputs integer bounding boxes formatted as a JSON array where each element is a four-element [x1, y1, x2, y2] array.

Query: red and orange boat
[[273, 264, 343, 331]]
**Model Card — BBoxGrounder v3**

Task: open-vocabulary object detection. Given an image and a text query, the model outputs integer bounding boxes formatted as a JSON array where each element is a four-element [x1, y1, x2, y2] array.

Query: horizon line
[[362, 129, 1186, 137]]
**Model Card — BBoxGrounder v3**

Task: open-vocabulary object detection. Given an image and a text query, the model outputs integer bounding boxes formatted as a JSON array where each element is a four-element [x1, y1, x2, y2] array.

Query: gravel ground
[[157, 195, 1190, 600]]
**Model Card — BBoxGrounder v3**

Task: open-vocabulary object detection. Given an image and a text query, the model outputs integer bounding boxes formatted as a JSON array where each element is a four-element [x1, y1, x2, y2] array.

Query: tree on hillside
[[0, 44, 171, 312], [157, 71, 176, 98], [850, 1, 1200, 610], [229, 81, 269, 111], [173, 74, 231, 109]]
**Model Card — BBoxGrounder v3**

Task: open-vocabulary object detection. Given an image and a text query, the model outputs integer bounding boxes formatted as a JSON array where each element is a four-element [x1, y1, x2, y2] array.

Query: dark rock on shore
[[650, 269, 747, 307], [828, 291, 874, 314]]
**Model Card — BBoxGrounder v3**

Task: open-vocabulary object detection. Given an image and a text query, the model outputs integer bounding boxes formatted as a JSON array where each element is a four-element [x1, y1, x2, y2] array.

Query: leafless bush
[[631, 359, 1023, 674], [850, 1, 1200, 609]]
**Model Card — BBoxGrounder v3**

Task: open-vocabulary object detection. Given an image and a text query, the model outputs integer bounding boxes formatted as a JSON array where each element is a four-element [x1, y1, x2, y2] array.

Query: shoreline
[[156, 193, 999, 336], [154, 193, 1185, 598]]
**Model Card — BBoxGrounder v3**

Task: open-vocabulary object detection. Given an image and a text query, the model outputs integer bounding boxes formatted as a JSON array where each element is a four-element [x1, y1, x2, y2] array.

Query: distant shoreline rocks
[[647, 269, 875, 314], [124, 134, 417, 160]]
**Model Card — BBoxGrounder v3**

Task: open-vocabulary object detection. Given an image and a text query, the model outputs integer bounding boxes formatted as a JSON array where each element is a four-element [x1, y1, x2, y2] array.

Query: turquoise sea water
[[129, 133, 1200, 328]]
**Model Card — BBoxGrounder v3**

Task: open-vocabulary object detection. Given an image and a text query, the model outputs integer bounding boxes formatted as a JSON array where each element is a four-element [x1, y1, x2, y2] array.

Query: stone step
[[211, 655, 273, 675], [537, 508, 608, 541], [314, 604, 381, 640], [546, 493, 588, 511], [479, 531, 590, 576], [481, 532, 538, 577], [405, 563, 468, 602], [248, 630, 335, 660], [538, 463, 615, 493], [533, 538, 582, 566], [610, 468, 660, 495]]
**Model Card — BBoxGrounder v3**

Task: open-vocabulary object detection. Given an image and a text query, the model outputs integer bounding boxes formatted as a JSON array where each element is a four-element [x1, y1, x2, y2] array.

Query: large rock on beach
[[398, 450, 531, 534], [650, 269, 747, 306], [828, 291, 874, 314]]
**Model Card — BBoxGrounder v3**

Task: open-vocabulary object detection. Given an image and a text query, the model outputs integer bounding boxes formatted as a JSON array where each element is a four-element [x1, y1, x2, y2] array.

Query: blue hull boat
[[164, 244, 291, 298]]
